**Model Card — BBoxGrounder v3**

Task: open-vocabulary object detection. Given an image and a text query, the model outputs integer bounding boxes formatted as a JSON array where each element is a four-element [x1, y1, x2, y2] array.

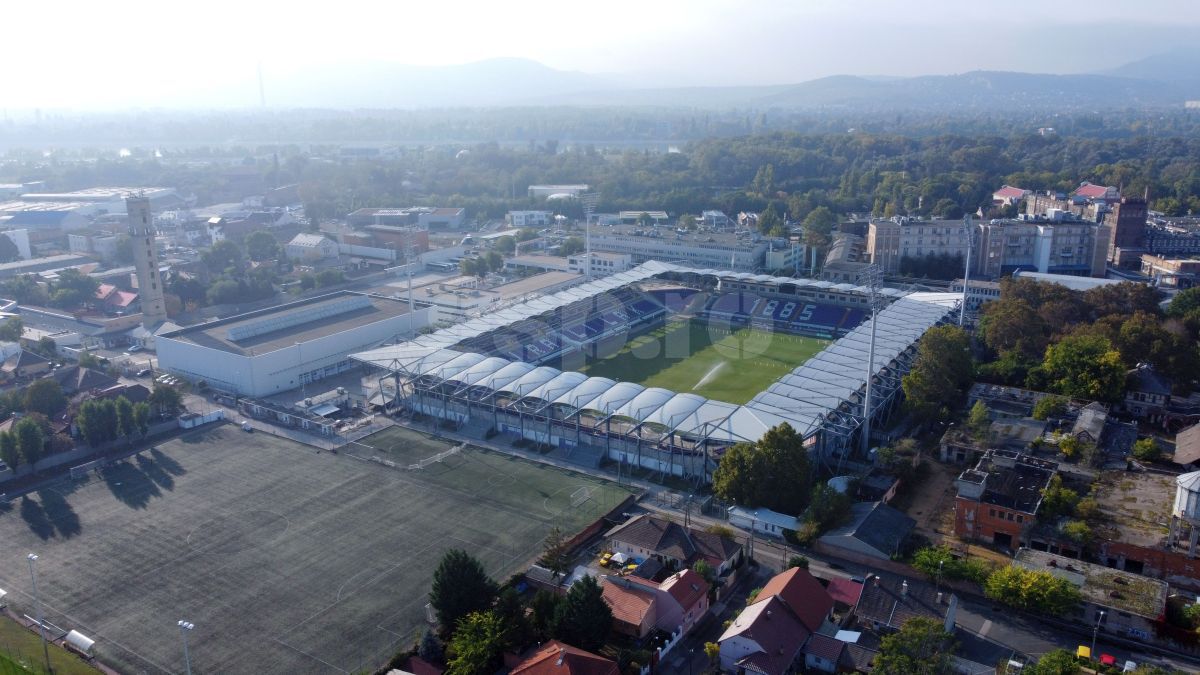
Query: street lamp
[[936, 559, 944, 594], [1091, 610, 1105, 659], [27, 553, 51, 674], [688, 647, 694, 675], [178, 620, 195, 675]]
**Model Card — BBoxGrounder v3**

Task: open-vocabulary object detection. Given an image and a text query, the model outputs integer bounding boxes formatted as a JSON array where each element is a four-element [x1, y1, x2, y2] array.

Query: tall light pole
[[935, 559, 944, 594], [27, 553, 50, 674], [858, 264, 884, 456], [959, 214, 973, 327], [178, 620, 195, 675], [1090, 610, 1105, 660]]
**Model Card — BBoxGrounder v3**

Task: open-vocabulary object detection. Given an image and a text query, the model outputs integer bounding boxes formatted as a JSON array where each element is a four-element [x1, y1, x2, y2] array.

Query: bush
[[787, 555, 810, 569], [985, 565, 1081, 615], [1061, 520, 1092, 544], [1132, 437, 1161, 462], [911, 546, 990, 584], [1032, 396, 1068, 421]]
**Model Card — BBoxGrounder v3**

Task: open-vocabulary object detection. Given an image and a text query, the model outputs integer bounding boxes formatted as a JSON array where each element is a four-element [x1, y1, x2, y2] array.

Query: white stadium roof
[[352, 262, 959, 444]]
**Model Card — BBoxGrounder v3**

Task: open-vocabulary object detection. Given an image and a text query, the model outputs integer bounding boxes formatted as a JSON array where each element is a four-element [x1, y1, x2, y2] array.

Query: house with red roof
[[510, 640, 618, 675], [93, 283, 139, 314], [717, 566, 835, 675], [1072, 182, 1120, 204], [992, 185, 1030, 207], [603, 568, 711, 638]]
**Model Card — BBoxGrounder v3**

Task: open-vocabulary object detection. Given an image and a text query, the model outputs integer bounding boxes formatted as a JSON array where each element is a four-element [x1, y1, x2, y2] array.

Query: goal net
[[570, 486, 593, 507]]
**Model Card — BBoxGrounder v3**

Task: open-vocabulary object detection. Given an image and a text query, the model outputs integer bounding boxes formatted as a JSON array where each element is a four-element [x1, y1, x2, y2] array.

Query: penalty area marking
[[693, 360, 727, 390]]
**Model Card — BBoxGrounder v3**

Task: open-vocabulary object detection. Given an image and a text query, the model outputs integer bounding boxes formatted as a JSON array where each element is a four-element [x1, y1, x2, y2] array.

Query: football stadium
[[353, 261, 959, 480]]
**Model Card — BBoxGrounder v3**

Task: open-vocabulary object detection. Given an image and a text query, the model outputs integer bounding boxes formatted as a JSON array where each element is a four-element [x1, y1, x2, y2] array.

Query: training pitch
[[0, 424, 634, 675], [579, 318, 830, 404]]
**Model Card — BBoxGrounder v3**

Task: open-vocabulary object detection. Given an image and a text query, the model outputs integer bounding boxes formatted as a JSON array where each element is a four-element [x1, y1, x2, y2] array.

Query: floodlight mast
[[960, 214, 972, 327], [859, 264, 884, 456]]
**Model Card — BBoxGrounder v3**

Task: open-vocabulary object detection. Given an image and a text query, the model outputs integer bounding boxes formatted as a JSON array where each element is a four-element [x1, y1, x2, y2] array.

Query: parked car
[[126, 344, 142, 353], [136, 369, 151, 377]]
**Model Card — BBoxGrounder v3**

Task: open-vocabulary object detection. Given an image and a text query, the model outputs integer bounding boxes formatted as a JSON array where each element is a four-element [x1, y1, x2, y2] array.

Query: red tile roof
[[757, 567, 834, 633], [826, 577, 865, 608], [804, 633, 846, 663], [511, 641, 619, 675], [1073, 182, 1115, 199], [404, 655, 444, 675], [602, 581, 655, 629], [993, 185, 1027, 199], [720, 595, 811, 675], [659, 569, 709, 611]]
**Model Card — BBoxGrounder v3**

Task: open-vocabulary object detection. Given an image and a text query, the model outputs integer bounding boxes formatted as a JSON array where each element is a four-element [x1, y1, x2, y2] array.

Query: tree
[[494, 236, 516, 255], [967, 400, 990, 439], [115, 396, 135, 439], [207, 279, 243, 305], [203, 240, 244, 274], [15, 416, 45, 466], [1167, 287, 1200, 320], [539, 526, 570, 576], [429, 550, 498, 633], [787, 555, 810, 569], [484, 251, 503, 273], [874, 617, 956, 675], [693, 559, 716, 585], [712, 422, 812, 515], [446, 611, 506, 675], [1040, 475, 1080, 521], [148, 386, 183, 417], [418, 629, 444, 664], [802, 206, 836, 248], [912, 546, 989, 584], [1032, 396, 1067, 421], [528, 590, 562, 642], [114, 235, 134, 264], [0, 316, 22, 342], [315, 269, 345, 288], [245, 231, 282, 262], [559, 237, 585, 256], [804, 483, 853, 531], [902, 325, 973, 424], [703, 642, 721, 666], [168, 276, 209, 308], [132, 402, 151, 437], [1061, 520, 1092, 544], [1028, 648, 1081, 675], [1041, 334, 1125, 402], [23, 379, 66, 417], [552, 575, 611, 652], [494, 587, 531, 652], [0, 431, 19, 472], [1132, 437, 1161, 462], [0, 233, 20, 263], [51, 287, 85, 309], [298, 273, 316, 290], [978, 298, 1049, 360], [984, 565, 1080, 615]]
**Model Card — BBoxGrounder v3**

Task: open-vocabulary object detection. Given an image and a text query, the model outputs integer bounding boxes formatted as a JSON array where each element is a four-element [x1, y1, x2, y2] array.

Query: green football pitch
[[579, 319, 830, 404]]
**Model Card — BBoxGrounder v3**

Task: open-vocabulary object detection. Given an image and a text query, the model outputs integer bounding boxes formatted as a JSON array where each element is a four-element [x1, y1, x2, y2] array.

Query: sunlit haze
[[6, 0, 1200, 109]]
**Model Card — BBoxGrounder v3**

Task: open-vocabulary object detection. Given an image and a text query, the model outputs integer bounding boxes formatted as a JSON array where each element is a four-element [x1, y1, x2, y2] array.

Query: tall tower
[[127, 196, 167, 329]]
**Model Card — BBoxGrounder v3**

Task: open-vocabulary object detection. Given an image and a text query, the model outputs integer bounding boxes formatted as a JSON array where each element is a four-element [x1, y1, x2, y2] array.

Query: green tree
[[0, 316, 22, 342], [298, 273, 316, 290], [1032, 396, 1067, 421], [203, 239, 244, 274], [528, 590, 562, 642], [1028, 648, 1081, 675], [485, 251, 504, 273], [132, 401, 151, 437], [978, 298, 1048, 360], [494, 236, 516, 255], [804, 483, 853, 531], [446, 611, 506, 675], [967, 400, 990, 439], [984, 565, 1081, 615], [430, 550, 498, 633], [559, 237, 585, 256], [538, 526, 570, 576], [315, 269, 345, 287], [703, 642, 721, 666], [1167, 287, 1200, 320], [712, 422, 812, 515], [114, 235, 134, 264], [552, 575, 611, 652], [418, 628, 444, 664], [912, 546, 989, 584], [14, 416, 45, 466], [1132, 437, 1161, 462], [902, 325, 973, 424], [115, 396, 135, 439], [874, 617, 957, 675], [1040, 334, 1125, 402], [23, 378, 66, 417], [787, 555, 810, 569], [1040, 475, 1080, 521], [245, 231, 282, 262], [148, 386, 183, 417], [1061, 520, 1092, 544], [207, 279, 243, 305], [494, 587, 531, 652], [0, 430, 19, 472]]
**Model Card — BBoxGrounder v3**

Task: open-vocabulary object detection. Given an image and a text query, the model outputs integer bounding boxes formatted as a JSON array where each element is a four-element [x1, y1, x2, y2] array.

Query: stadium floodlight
[[960, 214, 972, 326], [857, 265, 885, 457], [178, 620, 195, 675], [27, 553, 50, 674]]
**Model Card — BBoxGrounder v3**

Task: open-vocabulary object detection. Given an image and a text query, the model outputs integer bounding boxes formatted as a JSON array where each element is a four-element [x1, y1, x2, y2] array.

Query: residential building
[[601, 569, 710, 638], [1014, 549, 1167, 640], [156, 292, 431, 397], [854, 574, 954, 631], [1122, 365, 1172, 422], [510, 641, 618, 675], [803, 633, 876, 674], [508, 211, 553, 228], [605, 514, 743, 576], [975, 217, 1109, 278], [286, 233, 339, 261], [866, 217, 971, 275], [601, 581, 656, 638], [763, 240, 807, 273], [1103, 197, 1148, 267], [992, 185, 1030, 207], [1072, 182, 1121, 206], [1, 350, 49, 379], [949, 279, 1001, 313], [718, 567, 834, 675], [817, 501, 915, 560], [361, 224, 429, 254], [954, 450, 1057, 548], [1139, 254, 1200, 288], [700, 210, 732, 229]]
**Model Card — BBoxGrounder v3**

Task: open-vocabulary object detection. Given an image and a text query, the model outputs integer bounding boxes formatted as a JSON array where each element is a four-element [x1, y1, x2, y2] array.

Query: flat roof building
[[528, 184, 589, 199], [586, 223, 768, 271], [157, 291, 431, 396]]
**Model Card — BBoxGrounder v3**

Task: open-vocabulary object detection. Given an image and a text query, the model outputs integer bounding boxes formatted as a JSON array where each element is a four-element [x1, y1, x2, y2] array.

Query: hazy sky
[[8, 0, 1200, 109]]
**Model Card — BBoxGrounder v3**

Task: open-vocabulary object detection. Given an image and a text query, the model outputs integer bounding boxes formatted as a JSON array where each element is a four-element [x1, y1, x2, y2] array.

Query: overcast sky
[[7, 0, 1200, 109]]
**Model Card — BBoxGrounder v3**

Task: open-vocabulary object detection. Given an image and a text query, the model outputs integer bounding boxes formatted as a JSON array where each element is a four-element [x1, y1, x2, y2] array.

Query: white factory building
[[157, 291, 431, 397]]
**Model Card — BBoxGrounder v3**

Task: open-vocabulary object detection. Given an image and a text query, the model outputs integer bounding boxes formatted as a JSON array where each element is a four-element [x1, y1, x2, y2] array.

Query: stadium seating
[[703, 291, 868, 337]]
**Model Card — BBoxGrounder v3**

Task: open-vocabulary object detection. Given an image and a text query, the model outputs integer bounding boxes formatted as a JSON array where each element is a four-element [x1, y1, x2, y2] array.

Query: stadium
[[352, 261, 959, 481]]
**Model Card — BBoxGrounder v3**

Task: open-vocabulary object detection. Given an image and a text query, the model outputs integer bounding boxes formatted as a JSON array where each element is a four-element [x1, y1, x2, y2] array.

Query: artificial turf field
[[0, 424, 634, 675], [579, 318, 831, 404]]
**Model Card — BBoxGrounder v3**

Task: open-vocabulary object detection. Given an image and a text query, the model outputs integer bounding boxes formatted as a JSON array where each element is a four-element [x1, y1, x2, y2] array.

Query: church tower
[[127, 195, 167, 328]]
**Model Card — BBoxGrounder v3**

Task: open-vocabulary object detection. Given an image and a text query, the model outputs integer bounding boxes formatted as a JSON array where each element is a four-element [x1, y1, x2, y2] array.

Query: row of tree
[[0, 416, 49, 471], [76, 396, 151, 447], [426, 549, 613, 675]]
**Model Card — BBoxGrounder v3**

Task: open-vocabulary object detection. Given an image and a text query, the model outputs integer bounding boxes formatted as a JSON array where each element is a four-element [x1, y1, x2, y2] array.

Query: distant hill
[[243, 57, 1195, 110]]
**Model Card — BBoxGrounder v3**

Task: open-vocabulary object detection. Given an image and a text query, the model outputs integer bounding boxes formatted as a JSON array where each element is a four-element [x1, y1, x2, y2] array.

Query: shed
[[818, 501, 915, 560]]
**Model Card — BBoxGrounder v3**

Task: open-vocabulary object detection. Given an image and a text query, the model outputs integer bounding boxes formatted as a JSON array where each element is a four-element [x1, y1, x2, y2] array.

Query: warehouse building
[[157, 291, 431, 396]]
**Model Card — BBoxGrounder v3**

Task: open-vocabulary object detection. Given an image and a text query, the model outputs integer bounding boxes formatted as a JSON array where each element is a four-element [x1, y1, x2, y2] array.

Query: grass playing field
[[579, 318, 830, 404], [0, 424, 634, 675]]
